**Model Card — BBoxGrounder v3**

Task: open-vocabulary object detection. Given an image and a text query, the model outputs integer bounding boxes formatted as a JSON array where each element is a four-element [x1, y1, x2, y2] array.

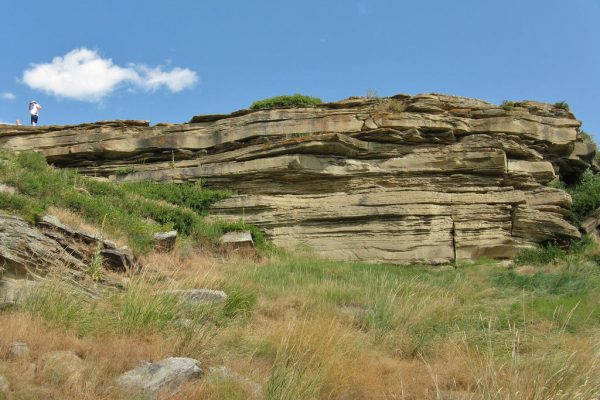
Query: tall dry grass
[[2, 244, 600, 399]]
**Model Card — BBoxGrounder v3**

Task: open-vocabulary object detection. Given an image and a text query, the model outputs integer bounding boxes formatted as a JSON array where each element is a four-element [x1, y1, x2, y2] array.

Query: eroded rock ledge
[[1, 93, 597, 264]]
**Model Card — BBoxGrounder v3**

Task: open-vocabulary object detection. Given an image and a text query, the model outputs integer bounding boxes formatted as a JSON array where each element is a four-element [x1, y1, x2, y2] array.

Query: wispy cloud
[[1, 92, 15, 100], [22, 48, 198, 102]]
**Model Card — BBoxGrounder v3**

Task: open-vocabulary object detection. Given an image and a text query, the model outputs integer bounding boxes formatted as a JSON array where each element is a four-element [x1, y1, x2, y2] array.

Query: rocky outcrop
[[0, 213, 134, 297], [1, 93, 596, 264], [116, 357, 203, 398]]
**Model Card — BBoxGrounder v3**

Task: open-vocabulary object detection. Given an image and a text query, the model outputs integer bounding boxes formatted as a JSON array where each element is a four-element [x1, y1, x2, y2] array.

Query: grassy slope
[[0, 150, 265, 251], [1, 150, 600, 399]]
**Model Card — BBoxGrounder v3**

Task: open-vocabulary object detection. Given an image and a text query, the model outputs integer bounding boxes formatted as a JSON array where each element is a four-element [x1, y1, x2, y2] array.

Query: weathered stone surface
[[36, 215, 135, 272], [40, 351, 86, 382], [1, 93, 595, 264], [153, 230, 177, 252], [162, 289, 228, 305], [221, 231, 254, 248], [581, 207, 600, 235], [0, 214, 85, 278], [9, 342, 29, 359], [116, 357, 202, 397]]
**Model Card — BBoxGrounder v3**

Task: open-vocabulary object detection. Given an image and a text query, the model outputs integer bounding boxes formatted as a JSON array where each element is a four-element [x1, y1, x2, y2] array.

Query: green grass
[[566, 170, 600, 226], [250, 94, 323, 110], [8, 247, 600, 398], [554, 100, 570, 111], [0, 150, 267, 251]]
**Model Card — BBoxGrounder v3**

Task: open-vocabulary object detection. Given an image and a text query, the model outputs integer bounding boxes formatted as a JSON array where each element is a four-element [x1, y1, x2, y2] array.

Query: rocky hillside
[[0, 93, 597, 264]]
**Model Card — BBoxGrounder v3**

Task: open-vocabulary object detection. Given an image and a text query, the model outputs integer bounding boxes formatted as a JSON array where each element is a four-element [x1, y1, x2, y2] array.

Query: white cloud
[[22, 48, 198, 102], [133, 65, 199, 93], [1, 92, 15, 100]]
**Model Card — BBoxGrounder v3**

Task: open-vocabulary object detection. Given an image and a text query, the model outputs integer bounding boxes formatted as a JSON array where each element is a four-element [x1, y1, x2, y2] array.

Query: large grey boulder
[[116, 357, 203, 397]]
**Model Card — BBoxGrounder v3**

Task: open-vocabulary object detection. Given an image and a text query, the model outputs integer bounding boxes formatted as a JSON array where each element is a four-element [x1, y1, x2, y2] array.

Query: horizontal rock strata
[[1, 93, 596, 264]]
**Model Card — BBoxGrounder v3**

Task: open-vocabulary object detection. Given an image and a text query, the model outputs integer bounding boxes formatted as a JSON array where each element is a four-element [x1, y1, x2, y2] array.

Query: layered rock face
[[1, 94, 596, 264]]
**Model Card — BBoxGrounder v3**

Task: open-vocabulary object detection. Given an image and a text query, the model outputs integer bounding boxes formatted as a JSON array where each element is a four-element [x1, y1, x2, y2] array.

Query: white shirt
[[29, 103, 41, 116]]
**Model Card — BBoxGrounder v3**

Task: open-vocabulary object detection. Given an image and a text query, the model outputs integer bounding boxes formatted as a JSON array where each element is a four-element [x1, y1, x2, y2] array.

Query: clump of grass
[[387, 99, 407, 113], [114, 166, 137, 175], [501, 100, 517, 110], [554, 100, 570, 111], [250, 94, 323, 110]]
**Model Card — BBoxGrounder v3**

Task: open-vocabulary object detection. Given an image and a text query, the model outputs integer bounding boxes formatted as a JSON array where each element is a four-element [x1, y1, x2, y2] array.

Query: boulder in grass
[[9, 341, 29, 359], [116, 357, 202, 398], [153, 231, 177, 252], [40, 351, 86, 382], [220, 231, 254, 249]]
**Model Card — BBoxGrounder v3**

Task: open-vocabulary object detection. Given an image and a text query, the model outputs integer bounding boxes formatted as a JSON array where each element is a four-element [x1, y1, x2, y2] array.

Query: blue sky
[[1, 0, 599, 140]]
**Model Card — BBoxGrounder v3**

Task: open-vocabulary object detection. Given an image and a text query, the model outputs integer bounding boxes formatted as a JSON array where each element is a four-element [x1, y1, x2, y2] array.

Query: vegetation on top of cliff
[[249, 94, 323, 110], [554, 100, 570, 111], [0, 150, 264, 251]]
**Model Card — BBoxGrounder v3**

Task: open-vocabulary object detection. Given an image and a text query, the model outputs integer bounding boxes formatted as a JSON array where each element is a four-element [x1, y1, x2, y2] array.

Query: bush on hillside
[[567, 169, 600, 225], [250, 94, 323, 110]]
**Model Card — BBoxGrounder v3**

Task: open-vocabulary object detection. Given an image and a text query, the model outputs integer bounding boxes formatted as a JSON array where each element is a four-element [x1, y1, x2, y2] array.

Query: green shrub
[[514, 242, 567, 266], [250, 94, 323, 110], [554, 101, 570, 111], [514, 236, 594, 266], [500, 100, 516, 110], [567, 169, 600, 225]]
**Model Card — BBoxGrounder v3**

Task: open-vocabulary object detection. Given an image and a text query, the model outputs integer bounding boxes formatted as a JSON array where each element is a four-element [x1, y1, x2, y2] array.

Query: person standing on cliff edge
[[29, 100, 42, 126]]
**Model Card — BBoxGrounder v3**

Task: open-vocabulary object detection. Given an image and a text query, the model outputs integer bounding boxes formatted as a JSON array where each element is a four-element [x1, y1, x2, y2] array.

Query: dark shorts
[[31, 115, 38, 124]]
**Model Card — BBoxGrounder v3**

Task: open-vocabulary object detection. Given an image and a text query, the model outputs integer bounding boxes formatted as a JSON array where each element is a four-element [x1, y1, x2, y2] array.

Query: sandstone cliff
[[1, 93, 597, 264]]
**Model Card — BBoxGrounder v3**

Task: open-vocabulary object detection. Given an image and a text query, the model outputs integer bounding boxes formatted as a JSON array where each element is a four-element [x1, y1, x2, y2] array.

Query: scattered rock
[[40, 351, 85, 382], [0, 374, 9, 398], [581, 207, 600, 235], [220, 231, 254, 249], [116, 357, 202, 397], [100, 247, 135, 272], [9, 342, 29, 359], [0, 183, 17, 195], [208, 366, 263, 399], [153, 230, 177, 252], [0, 278, 43, 306], [162, 289, 228, 305]]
